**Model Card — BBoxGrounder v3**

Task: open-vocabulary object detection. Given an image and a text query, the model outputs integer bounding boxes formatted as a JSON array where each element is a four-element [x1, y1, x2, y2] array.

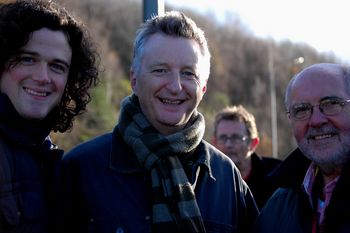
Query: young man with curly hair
[[0, 1, 99, 232]]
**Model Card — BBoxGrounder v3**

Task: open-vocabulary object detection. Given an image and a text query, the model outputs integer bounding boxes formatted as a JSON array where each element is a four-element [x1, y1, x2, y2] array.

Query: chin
[[160, 117, 186, 125], [22, 112, 47, 120]]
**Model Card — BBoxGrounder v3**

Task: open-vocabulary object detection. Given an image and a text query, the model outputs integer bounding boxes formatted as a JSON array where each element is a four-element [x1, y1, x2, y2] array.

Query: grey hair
[[131, 11, 211, 81], [284, 73, 298, 111]]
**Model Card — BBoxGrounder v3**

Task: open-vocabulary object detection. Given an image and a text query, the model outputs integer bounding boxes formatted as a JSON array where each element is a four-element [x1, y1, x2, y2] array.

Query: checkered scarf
[[118, 94, 206, 233]]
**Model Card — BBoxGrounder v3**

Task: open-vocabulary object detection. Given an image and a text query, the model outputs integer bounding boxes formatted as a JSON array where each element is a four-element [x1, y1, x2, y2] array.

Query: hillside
[[52, 0, 340, 159]]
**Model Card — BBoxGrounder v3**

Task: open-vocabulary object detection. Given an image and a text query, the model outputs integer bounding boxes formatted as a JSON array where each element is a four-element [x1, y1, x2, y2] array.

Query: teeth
[[161, 98, 181, 104], [24, 88, 48, 97], [313, 134, 332, 140]]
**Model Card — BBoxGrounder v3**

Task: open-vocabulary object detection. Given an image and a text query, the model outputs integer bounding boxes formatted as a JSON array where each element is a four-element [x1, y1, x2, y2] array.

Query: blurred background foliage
[[50, 0, 341, 159]]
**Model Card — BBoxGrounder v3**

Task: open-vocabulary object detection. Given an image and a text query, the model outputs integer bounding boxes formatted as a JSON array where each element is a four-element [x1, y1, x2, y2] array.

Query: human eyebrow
[[9, 51, 37, 66], [18, 49, 38, 57], [16, 50, 37, 59], [19, 49, 70, 69], [320, 96, 343, 102], [149, 64, 168, 73]]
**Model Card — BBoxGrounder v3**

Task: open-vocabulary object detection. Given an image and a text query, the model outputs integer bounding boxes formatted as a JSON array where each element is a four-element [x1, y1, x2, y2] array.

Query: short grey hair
[[131, 11, 211, 81]]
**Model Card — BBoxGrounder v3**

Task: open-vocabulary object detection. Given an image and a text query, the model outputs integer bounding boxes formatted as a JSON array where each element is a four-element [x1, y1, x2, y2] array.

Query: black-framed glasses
[[287, 97, 350, 121], [217, 134, 249, 145]]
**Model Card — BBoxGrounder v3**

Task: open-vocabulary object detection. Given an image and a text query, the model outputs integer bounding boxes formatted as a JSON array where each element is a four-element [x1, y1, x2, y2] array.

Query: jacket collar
[[270, 147, 350, 231], [270, 148, 311, 188]]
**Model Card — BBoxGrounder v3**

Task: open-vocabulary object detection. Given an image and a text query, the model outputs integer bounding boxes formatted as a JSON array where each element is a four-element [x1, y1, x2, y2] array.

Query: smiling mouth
[[159, 98, 184, 105], [309, 133, 335, 141], [24, 87, 49, 97]]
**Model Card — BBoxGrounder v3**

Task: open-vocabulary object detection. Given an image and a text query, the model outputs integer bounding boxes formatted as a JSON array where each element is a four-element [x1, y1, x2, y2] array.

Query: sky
[[166, 0, 350, 63]]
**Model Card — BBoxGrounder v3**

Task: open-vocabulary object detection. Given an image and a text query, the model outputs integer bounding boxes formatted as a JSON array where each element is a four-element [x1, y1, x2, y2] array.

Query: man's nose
[[167, 71, 182, 93], [32, 63, 51, 84], [308, 106, 328, 127]]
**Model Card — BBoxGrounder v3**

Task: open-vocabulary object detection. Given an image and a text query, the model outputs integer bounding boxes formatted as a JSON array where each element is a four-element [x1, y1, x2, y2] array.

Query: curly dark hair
[[0, 0, 100, 132]]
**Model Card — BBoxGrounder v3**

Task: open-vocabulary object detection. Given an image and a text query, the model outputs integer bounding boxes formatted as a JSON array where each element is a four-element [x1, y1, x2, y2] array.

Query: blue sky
[[166, 0, 350, 63]]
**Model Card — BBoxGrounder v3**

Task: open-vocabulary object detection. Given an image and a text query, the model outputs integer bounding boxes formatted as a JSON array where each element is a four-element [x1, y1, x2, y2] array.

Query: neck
[[239, 158, 252, 180], [319, 164, 342, 186]]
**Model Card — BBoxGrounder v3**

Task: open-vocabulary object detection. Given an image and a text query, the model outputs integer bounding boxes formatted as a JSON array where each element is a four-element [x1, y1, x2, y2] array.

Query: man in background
[[212, 105, 281, 209]]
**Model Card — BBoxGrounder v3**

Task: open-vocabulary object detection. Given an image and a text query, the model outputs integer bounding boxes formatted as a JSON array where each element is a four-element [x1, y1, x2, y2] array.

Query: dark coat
[[0, 94, 63, 233], [61, 125, 259, 233], [246, 153, 281, 209], [253, 148, 350, 233]]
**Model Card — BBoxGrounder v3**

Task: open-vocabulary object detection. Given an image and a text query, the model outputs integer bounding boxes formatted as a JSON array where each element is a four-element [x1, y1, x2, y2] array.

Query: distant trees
[[52, 0, 339, 159]]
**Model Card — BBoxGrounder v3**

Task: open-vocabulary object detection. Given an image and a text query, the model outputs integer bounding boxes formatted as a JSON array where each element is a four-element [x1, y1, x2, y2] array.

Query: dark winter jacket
[[61, 125, 259, 233], [0, 94, 63, 233], [253, 148, 350, 233], [247, 153, 281, 209]]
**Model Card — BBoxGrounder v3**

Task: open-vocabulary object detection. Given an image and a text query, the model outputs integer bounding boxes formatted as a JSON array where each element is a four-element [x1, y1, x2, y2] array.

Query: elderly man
[[61, 11, 258, 233], [253, 63, 350, 233]]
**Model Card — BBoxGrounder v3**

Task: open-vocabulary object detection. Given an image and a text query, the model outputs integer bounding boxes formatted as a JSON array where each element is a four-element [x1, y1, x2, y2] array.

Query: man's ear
[[249, 137, 260, 152], [201, 79, 207, 94], [202, 84, 207, 93], [130, 70, 137, 94]]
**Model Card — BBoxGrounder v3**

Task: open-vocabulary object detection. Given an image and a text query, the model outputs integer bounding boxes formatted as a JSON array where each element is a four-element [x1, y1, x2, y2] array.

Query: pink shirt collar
[[302, 162, 339, 224]]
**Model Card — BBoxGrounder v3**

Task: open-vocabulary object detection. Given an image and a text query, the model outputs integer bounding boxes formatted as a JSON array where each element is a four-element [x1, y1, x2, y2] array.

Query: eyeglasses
[[287, 97, 350, 121], [217, 135, 249, 145]]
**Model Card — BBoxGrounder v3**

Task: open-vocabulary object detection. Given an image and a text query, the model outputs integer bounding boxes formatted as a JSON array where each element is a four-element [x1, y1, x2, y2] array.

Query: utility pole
[[268, 45, 278, 158], [143, 0, 164, 22]]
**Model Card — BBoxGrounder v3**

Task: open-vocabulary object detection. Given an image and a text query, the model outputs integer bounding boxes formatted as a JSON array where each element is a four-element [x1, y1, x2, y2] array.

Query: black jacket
[[60, 125, 259, 233], [246, 153, 281, 209], [253, 148, 350, 233], [0, 94, 63, 233]]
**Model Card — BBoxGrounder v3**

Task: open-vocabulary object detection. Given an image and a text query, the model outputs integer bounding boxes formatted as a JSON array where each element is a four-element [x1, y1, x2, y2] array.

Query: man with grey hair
[[61, 11, 258, 233], [253, 63, 350, 233]]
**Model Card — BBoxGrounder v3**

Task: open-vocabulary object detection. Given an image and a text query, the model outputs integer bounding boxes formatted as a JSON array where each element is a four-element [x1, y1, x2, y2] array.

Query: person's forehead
[[290, 66, 346, 102], [217, 119, 247, 134], [141, 33, 201, 64], [144, 33, 198, 50]]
